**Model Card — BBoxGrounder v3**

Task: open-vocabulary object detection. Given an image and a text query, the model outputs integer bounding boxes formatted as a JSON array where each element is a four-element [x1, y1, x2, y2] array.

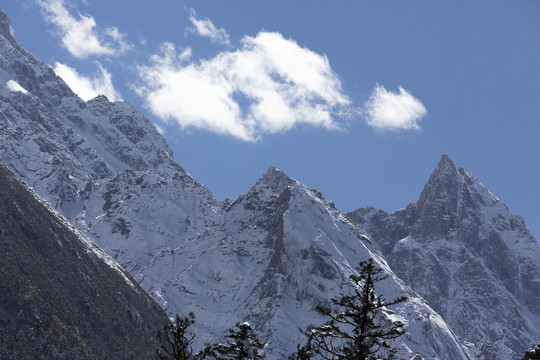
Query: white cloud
[[187, 8, 231, 46], [37, 0, 131, 58], [54, 62, 122, 102], [135, 32, 351, 142], [363, 85, 426, 131]]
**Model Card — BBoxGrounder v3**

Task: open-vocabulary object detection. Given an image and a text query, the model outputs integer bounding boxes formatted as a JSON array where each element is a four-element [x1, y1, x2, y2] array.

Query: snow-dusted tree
[[155, 312, 196, 360], [522, 344, 540, 360], [210, 322, 266, 359], [304, 258, 407, 360]]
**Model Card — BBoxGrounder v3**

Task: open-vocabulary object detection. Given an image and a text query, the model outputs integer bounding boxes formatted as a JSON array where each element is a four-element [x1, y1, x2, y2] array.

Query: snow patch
[[6, 79, 28, 93]]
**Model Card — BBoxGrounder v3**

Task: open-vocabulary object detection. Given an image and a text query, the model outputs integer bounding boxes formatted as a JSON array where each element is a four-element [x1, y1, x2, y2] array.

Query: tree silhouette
[[294, 258, 407, 360], [210, 322, 266, 359], [523, 344, 540, 360], [155, 312, 196, 360]]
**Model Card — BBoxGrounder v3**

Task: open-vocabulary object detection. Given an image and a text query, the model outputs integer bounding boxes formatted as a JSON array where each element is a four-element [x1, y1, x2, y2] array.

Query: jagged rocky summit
[[347, 154, 540, 360], [0, 6, 538, 359]]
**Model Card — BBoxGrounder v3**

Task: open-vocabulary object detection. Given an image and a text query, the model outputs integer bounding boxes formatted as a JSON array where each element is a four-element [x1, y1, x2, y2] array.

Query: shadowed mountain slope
[[0, 162, 169, 359]]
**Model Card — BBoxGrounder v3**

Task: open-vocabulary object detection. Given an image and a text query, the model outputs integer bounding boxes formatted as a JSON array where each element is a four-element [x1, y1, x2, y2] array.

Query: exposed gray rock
[[348, 154, 540, 360]]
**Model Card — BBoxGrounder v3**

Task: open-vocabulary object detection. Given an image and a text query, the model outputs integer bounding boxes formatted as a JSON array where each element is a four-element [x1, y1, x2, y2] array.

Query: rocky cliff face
[[0, 162, 169, 359], [347, 154, 540, 360]]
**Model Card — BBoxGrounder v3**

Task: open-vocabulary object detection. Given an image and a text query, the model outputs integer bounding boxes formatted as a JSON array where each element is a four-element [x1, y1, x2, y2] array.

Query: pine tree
[[523, 344, 540, 360], [303, 258, 407, 360], [194, 345, 215, 360], [155, 312, 196, 360], [211, 322, 266, 360]]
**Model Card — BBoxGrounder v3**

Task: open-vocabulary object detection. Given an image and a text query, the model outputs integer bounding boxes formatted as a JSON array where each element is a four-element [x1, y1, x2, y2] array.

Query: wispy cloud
[[186, 8, 231, 46], [54, 62, 121, 101], [363, 85, 426, 131], [134, 32, 351, 142], [37, 0, 131, 59]]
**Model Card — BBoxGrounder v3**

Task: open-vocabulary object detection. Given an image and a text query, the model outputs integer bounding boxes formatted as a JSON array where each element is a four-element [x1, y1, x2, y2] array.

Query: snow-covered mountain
[[165, 165, 475, 358], [347, 154, 540, 360], [0, 7, 537, 359]]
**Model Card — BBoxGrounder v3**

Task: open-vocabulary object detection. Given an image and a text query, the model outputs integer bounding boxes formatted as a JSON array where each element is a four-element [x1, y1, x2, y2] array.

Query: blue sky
[[2, 1, 539, 241]]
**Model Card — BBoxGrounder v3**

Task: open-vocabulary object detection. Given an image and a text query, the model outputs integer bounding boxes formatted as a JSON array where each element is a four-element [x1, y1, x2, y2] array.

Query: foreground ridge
[[0, 162, 169, 359]]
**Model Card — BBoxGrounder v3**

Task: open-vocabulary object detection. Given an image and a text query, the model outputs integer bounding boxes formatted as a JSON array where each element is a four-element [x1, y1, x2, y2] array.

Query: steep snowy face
[[0, 8, 182, 214], [348, 154, 540, 360], [78, 168, 224, 307]]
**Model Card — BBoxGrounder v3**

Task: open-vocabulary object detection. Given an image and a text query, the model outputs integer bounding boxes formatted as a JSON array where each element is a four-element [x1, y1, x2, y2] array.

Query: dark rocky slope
[[0, 162, 169, 359]]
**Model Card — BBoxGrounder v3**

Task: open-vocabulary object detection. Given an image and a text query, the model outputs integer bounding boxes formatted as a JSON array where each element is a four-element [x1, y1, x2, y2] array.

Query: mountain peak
[[259, 165, 294, 192], [348, 155, 540, 359], [415, 154, 508, 237], [0, 8, 15, 43], [421, 154, 461, 194], [434, 154, 457, 176], [414, 154, 463, 231]]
